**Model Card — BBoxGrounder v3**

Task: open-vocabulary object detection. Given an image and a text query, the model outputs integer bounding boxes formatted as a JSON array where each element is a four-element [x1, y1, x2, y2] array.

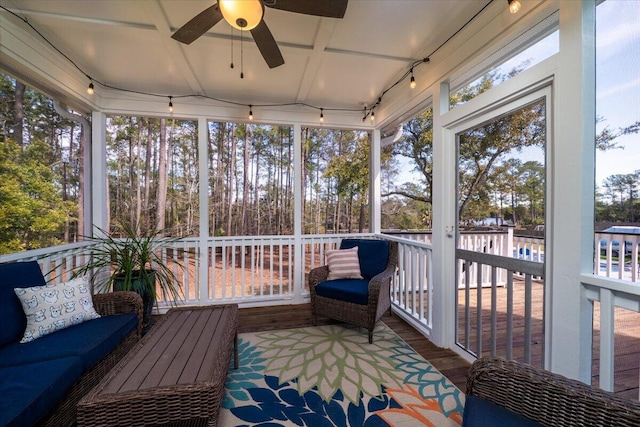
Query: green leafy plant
[[73, 221, 185, 330]]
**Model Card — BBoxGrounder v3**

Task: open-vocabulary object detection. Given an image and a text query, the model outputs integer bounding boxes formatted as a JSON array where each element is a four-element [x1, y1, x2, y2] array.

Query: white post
[[91, 111, 107, 232], [197, 117, 210, 303], [432, 81, 454, 348], [549, 0, 596, 381], [370, 129, 382, 234], [293, 123, 304, 303]]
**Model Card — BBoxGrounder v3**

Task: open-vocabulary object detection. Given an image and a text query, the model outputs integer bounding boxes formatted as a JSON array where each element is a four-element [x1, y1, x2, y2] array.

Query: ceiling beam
[[295, 18, 337, 103], [137, 1, 204, 95]]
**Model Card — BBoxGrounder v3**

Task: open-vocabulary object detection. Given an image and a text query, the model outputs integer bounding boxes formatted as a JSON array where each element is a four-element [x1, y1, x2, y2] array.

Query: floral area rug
[[219, 323, 465, 426]]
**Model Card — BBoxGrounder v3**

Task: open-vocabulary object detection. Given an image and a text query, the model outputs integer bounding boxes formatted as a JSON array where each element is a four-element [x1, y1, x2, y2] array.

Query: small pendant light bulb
[[410, 69, 416, 89], [168, 96, 173, 113], [508, 0, 521, 14], [249, 105, 253, 121], [370, 109, 375, 122], [320, 108, 324, 123], [87, 81, 94, 95]]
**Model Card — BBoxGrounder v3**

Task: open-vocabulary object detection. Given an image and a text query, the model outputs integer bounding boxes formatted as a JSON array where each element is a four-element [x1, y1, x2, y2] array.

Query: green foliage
[[71, 221, 184, 303], [0, 139, 73, 254]]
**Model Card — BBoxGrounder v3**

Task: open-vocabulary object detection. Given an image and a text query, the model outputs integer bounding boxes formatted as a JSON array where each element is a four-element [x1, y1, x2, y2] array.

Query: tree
[[601, 171, 640, 222], [0, 139, 72, 253]]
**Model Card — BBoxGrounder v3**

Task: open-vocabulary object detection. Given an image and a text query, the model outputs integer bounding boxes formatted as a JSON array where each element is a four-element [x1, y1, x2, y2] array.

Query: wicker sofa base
[[466, 356, 640, 427]]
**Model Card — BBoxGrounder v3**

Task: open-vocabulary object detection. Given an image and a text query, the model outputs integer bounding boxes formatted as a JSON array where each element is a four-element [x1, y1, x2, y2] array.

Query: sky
[[594, 0, 640, 186]]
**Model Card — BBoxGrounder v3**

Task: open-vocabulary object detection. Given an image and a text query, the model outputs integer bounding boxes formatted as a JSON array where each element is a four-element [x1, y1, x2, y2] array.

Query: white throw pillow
[[14, 277, 101, 343], [326, 246, 363, 280]]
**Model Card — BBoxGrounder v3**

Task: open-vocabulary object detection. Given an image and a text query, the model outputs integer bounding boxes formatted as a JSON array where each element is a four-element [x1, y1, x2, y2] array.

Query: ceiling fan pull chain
[[230, 27, 234, 69], [240, 30, 244, 79]]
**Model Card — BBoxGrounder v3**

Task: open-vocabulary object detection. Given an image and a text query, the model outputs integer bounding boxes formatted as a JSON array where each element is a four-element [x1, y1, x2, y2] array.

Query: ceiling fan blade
[[251, 21, 284, 69], [264, 0, 348, 18], [171, 4, 223, 45]]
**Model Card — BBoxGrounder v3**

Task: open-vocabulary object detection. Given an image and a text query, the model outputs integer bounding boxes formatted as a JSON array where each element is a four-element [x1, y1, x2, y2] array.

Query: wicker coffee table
[[77, 304, 238, 427]]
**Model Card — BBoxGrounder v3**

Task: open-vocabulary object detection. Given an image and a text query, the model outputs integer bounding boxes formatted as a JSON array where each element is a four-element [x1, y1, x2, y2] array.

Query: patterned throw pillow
[[326, 246, 363, 280], [14, 277, 101, 343]]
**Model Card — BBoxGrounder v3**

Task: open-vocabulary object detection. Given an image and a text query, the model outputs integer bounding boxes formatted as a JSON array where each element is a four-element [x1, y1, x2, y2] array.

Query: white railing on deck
[[456, 248, 545, 366], [0, 242, 95, 284], [385, 235, 434, 335], [581, 275, 640, 399], [595, 232, 640, 283]]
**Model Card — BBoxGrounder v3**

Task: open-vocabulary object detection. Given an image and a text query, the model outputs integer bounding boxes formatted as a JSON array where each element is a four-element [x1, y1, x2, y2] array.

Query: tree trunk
[[156, 118, 168, 232], [242, 125, 250, 235], [144, 120, 153, 229]]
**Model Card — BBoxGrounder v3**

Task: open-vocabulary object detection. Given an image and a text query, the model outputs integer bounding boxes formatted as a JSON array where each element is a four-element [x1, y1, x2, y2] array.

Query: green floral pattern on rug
[[221, 323, 464, 426], [251, 324, 406, 404]]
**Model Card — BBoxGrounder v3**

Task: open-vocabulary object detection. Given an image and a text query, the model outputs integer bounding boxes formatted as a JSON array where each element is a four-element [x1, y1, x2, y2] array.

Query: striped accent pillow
[[326, 246, 363, 280]]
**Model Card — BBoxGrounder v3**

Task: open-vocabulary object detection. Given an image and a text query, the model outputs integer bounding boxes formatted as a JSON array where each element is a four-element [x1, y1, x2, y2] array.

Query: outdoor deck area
[[451, 277, 640, 400]]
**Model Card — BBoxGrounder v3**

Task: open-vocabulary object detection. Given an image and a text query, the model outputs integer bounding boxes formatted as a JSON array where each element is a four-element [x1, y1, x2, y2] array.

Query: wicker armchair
[[466, 356, 640, 427], [309, 239, 398, 343]]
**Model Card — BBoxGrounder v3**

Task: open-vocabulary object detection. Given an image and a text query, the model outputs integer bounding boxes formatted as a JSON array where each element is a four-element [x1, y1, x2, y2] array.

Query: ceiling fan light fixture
[[219, 0, 264, 31]]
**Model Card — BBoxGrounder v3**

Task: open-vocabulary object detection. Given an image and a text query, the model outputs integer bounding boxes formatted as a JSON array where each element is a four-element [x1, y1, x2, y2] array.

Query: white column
[[293, 124, 304, 302], [431, 81, 454, 348], [370, 129, 381, 234], [549, 0, 596, 381], [90, 111, 107, 233], [198, 117, 210, 303]]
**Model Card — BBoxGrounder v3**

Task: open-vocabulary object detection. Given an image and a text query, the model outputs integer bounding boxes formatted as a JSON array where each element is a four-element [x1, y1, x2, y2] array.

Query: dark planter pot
[[113, 270, 156, 334]]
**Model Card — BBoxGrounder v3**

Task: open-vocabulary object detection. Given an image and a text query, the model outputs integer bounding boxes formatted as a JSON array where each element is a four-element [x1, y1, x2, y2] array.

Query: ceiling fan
[[171, 0, 349, 69]]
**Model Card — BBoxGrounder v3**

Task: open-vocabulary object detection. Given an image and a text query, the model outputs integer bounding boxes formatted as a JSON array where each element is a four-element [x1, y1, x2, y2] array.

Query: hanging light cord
[[0, 1, 492, 119]]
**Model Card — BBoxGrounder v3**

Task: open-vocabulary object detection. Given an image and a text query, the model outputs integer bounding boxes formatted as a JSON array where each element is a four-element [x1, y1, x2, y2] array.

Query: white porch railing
[[581, 275, 640, 399], [386, 235, 434, 336], [596, 232, 640, 283], [456, 248, 545, 367]]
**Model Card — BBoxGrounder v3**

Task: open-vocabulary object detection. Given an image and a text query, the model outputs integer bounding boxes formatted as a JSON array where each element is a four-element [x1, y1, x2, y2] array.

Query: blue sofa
[[0, 261, 143, 427]]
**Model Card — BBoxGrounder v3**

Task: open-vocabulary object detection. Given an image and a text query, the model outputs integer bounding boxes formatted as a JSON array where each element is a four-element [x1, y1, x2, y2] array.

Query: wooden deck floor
[[457, 281, 640, 400], [238, 303, 471, 393]]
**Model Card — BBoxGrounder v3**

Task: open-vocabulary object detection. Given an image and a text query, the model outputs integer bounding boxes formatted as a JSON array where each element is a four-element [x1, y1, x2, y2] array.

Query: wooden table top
[[98, 304, 238, 395]]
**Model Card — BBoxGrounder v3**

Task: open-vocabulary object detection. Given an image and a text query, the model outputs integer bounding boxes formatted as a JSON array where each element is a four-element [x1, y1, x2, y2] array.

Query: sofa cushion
[[14, 277, 101, 343], [0, 356, 84, 427], [315, 279, 370, 305], [326, 246, 363, 280], [0, 261, 47, 347], [462, 395, 544, 427], [0, 313, 138, 370], [340, 239, 390, 279]]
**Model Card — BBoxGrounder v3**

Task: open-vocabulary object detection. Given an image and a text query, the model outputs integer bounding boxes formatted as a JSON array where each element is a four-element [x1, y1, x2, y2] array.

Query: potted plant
[[73, 221, 184, 333]]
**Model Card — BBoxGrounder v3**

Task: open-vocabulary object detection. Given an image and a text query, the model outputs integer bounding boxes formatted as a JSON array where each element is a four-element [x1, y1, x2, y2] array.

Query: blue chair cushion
[[0, 261, 47, 347], [315, 279, 370, 305], [462, 395, 544, 427], [0, 313, 138, 370], [0, 357, 84, 427], [340, 239, 390, 279]]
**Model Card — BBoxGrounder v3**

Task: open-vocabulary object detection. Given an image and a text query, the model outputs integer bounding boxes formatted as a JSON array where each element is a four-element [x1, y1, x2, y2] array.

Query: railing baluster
[[491, 266, 497, 356], [465, 259, 471, 351], [524, 273, 532, 364], [506, 270, 514, 360]]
